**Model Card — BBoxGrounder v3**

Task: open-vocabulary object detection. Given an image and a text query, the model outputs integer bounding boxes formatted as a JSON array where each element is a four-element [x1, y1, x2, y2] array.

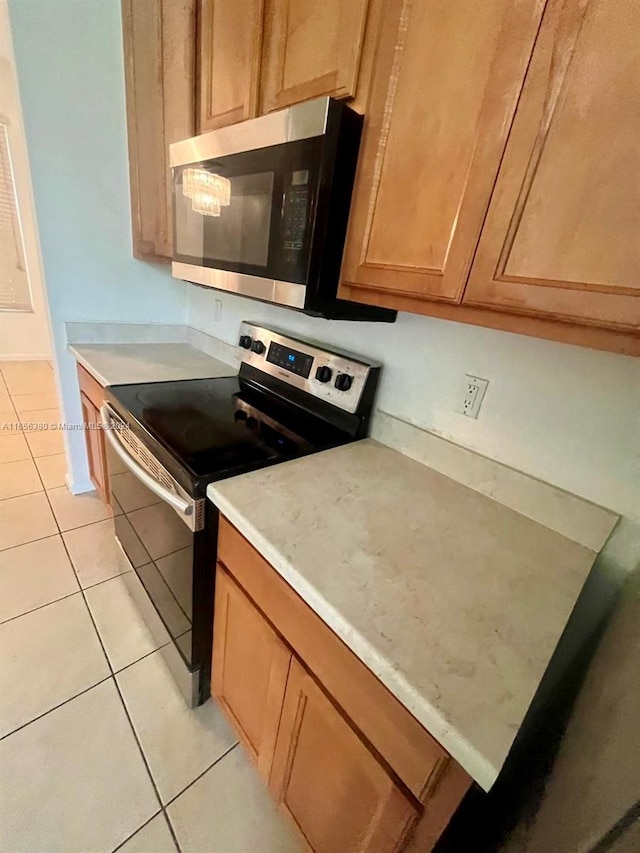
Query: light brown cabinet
[[212, 564, 291, 780], [260, 0, 374, 114], [77, 365, 109, 505], [198, 0, 264, 132], [270, 657, 419, 852], [121, 0, 196, 260], [213, 517, 472, 852], [122, 0, 638, 354], [342, 0, 543, 304], [340, 0, 640, 354], [464, 0, 640, 334]]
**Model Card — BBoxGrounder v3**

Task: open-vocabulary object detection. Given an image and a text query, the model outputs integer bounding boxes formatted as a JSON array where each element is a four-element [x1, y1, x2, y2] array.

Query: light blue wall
[[8, 0, 187, 488]]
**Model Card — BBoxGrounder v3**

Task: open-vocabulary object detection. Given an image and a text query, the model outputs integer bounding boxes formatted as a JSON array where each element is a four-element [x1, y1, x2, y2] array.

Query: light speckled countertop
[[69, 343, 237, 387], [208, 439, 614, 792]]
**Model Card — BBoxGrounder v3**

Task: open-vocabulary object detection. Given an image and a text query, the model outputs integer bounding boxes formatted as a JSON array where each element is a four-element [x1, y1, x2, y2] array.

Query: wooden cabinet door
[[198, 0, 264, 132], [260, 0, 373, 114], [122, 0, 196, 260], [340, 0, 546, 307], [80, 391, 108, 504], [269, 658, 419, 852], [464, 0, 640, 332], [212, 564, 291, 780]]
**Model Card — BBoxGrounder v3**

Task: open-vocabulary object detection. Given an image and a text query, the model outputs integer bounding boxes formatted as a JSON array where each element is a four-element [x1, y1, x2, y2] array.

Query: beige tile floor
[[0, 361, 301, 852]]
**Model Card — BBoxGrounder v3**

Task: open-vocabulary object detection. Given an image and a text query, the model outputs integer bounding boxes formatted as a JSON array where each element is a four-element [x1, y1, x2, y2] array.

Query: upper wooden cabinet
[[198, 0, 264, 132], [122, 0, 639, 352], [122, 0, 196, 260], [464, 0, 640, 333], [259, 0, 373, 114], [341, 0, 545, 304]]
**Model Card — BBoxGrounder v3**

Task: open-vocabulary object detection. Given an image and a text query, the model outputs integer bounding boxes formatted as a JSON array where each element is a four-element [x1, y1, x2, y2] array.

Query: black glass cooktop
[[106, 376, 350, 492]]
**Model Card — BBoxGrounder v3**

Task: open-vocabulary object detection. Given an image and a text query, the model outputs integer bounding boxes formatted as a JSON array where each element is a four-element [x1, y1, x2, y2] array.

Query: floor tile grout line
[[113, 641, 173, 677], [161, 811, 182, 853], [0, 510, 114, 553], [14, 423, 172, 815], [0, 483, 45, 502], [162, 742, 241, 853], [111, 675, 177, 846], [0, 530, 58, 553], [108, 809, 165, 853], [0, 674, 113, 743], [0, 586, 82, 627], [31, 474, 168, 824], [47, 500, 169, 823], [163, 741, 240, 811], [2, 377, 180, 853]]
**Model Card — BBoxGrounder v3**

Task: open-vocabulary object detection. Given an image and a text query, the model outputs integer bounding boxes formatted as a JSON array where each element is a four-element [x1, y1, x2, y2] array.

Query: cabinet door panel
[[122, 0, 195, 260], [198, 0, 264, 131], [260, 0, 370, 113], [212, 565, 291, 779], [465, 0, 640, 329], [270, 658, 418, 852], [80, 392, 108, 505], [341, 0, 545, 304]]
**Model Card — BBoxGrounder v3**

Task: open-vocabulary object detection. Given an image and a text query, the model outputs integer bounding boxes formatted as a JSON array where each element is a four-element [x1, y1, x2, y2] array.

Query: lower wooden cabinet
[[76, 365, 109, 505], [212, 564, 291, 780], [212, 517, 472, 852], [270, 657, 419, 852]]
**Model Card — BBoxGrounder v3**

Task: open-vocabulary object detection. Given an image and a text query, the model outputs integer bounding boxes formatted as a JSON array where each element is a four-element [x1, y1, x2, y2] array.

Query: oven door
[[171, 135, 323, 309], [100, 404, 202, 673]]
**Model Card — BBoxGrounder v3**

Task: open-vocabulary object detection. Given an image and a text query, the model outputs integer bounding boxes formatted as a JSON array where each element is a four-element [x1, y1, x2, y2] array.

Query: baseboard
[[65, 472, 95, 495]]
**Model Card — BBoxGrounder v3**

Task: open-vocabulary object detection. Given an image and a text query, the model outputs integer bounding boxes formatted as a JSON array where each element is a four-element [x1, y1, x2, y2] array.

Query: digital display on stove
[[267, 342, 313, 378]]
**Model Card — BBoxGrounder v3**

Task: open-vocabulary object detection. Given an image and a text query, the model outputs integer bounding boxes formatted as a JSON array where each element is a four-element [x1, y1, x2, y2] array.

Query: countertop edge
[[68, 345, 110, 387], [67, 342, 238, 388], [209, 484, 499, 791]]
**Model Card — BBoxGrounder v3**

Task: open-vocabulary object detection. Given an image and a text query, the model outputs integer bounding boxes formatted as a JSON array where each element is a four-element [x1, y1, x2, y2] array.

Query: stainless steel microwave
[[170, 97, 395, 322]]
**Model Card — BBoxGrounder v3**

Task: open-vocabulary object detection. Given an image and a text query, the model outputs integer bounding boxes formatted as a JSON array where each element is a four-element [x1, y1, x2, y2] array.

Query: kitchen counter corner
[[207, 439, 610, 792]]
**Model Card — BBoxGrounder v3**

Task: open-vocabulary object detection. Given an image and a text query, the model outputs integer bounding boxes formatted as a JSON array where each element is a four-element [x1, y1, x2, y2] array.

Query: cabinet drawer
[[218, 516, 449, 801]]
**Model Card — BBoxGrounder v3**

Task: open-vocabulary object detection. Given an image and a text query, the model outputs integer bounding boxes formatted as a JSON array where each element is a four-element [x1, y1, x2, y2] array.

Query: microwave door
[[172, 137, 322, 306]]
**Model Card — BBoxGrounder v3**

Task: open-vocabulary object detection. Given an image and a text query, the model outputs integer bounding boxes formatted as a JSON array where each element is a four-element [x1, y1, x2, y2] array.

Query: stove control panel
[[237, 323, 378, 416]]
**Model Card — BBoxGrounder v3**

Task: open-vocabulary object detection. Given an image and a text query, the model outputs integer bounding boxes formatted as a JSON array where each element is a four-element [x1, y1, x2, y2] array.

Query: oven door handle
[[99, 405, 194, 519]]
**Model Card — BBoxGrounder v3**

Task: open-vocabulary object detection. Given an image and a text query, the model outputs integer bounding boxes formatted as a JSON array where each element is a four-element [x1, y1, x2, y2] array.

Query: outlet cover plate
[[457, 374, 489, 419]]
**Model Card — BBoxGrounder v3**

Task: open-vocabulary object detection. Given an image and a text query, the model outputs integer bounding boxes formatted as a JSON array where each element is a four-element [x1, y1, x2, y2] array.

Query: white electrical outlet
[[457, 374, 489, 419], [214, 298, 223, 321]]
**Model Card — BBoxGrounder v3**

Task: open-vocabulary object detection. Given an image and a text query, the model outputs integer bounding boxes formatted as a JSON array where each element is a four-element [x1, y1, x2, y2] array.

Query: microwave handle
[[99, 404, 193, 519]]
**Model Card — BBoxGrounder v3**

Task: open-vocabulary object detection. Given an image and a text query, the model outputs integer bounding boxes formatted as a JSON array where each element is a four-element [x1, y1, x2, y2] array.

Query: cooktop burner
[[106, 375, 348, 491]]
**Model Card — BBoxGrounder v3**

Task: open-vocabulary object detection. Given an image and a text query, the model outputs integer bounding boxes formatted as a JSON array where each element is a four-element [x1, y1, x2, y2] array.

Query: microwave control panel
[[282, 170, 310, 258]]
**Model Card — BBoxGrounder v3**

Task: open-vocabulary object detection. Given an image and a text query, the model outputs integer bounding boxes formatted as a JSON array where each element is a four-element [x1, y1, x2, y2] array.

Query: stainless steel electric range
[[101, 323, 380, 706]]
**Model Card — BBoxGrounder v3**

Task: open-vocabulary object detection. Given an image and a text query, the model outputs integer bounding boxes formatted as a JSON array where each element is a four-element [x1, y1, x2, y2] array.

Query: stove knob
[[334, 373, 353, 392], [239, 335, 252, 349], [315, 365, 332, 384], [251, 340, 266, 355]]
